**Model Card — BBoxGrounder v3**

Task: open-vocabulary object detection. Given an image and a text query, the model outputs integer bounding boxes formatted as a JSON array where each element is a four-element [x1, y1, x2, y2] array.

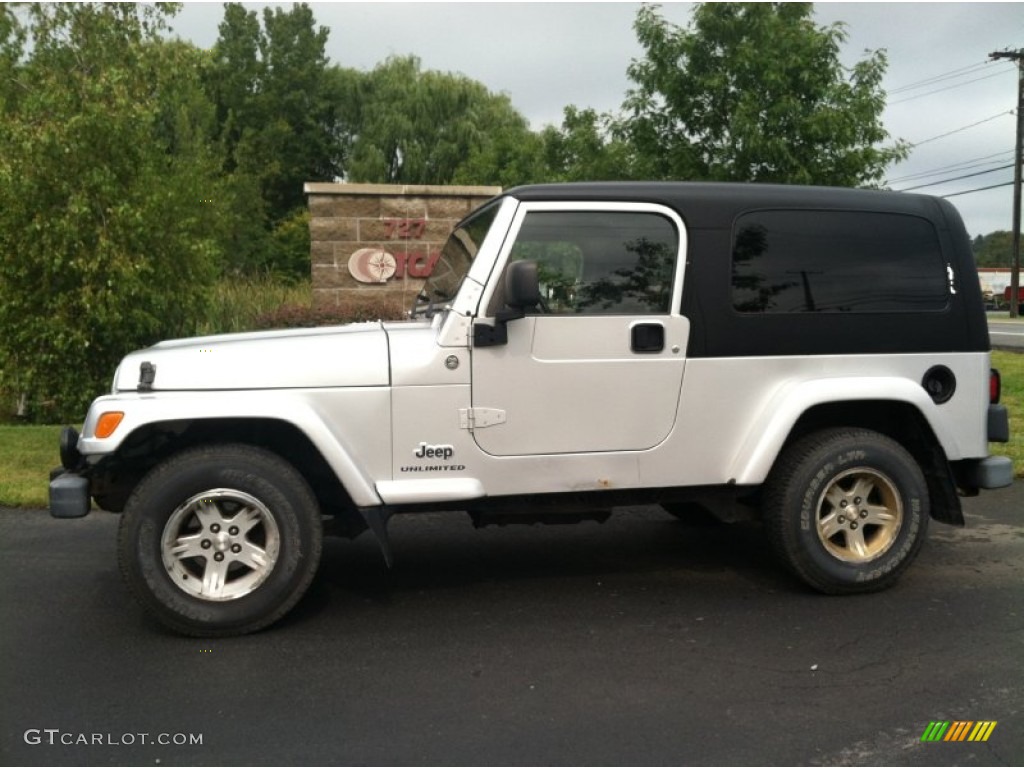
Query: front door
[[470, 204, 689, 457]]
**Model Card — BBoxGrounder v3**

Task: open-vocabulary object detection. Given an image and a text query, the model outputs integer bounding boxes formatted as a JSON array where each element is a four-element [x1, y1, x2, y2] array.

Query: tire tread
[[764, 428, 928, 595], [117, 443, 322, 637]]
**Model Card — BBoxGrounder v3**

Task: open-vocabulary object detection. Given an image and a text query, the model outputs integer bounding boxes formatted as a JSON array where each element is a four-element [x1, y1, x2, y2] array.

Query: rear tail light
[[990, 368, 1001, 404]]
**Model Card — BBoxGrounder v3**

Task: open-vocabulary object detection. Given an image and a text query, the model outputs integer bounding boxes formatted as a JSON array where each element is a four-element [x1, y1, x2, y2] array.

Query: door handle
[[631, 323, 664, 353]]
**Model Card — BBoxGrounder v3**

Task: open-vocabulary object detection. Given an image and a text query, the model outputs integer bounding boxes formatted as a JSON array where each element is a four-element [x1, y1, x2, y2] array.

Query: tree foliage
[[208, 3, 338, 219], [345, 55, 537, 186], [205, 3, 336, 279], [621, 3, 906, 185], [539, 107, 638, 183], [972, 231, 1014, 268], [0, 4, 223, 420]]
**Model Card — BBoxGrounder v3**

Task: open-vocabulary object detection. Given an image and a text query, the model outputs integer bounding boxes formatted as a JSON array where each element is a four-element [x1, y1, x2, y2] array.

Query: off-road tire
[[764, 428, 929, 594], [118, 444, 322, 636]]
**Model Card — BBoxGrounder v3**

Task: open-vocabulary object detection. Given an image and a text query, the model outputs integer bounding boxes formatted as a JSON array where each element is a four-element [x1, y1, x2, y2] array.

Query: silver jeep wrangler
[[50, 182, 1013, 636]]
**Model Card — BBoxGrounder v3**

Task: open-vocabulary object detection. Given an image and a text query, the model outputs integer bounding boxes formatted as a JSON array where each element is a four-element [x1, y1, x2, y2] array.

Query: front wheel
[[118, 444, 322, 636], [764, 429, 929, 594]]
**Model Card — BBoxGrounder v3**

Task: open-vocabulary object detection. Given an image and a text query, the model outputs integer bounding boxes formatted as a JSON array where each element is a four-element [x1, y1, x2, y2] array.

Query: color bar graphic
[[921, 721, 950, 742], [968, 721, 998, 742], [921, 720, 997, 742], [946, 721, 973, 741]]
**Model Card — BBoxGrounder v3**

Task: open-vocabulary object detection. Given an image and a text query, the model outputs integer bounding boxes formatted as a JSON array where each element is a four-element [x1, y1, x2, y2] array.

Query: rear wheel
[[764, 428, 928, 594], [118, 444, 322, 636]]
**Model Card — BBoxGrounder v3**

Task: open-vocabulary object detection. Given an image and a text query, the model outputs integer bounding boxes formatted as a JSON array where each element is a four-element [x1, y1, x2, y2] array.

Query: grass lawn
[[0, 425, 60, 508], [992, 350, 1024, 478], [2, 353, 1022, 509]]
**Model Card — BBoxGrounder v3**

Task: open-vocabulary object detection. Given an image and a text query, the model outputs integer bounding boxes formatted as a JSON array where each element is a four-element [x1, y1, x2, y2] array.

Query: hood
[[114, 322, 390, 391]]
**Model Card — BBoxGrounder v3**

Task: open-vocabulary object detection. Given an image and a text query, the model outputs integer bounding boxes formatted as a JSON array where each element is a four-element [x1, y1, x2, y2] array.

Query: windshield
[[412, 200, 501, 317]]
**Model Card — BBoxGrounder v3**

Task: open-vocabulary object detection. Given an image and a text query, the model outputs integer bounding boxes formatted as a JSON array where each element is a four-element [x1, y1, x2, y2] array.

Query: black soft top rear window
[[731, 210, 949, 313]]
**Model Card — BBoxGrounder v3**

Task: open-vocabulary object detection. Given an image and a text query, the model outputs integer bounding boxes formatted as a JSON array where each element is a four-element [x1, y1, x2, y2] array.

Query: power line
[[895, 163, 1015, 192], [888, 60, 993, 95], [942, 182, 1015, 199], [889, 149, 1013, 180], [886, 150, 1015, 184], [885, 108, 1015, 190], [907, 110, 1014, 147], [889, 68, 1014, 105]]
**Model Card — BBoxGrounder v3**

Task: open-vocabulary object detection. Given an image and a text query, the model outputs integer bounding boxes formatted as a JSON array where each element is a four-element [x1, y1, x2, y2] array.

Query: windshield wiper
[[409, 282, 460, 319], [409, 290, 436, 319]]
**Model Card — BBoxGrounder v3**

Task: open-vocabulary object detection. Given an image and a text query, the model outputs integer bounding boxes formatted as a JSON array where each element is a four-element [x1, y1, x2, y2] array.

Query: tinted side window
[[509, 211, 677, 314], [731, 211, 949, 313]]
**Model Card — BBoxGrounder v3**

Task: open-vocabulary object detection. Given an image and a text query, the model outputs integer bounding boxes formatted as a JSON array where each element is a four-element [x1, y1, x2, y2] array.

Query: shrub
[[0, 7, 224, 423], [195, 276, 312, 336], [254, 296, 407, 329]]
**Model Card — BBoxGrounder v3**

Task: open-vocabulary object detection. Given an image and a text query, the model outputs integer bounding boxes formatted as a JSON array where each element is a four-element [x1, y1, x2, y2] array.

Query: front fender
[[79, 389, 389, 508]]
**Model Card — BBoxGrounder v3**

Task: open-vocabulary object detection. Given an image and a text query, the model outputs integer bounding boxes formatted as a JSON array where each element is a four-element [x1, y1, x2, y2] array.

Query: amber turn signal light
[[95, 411, 125, 438]]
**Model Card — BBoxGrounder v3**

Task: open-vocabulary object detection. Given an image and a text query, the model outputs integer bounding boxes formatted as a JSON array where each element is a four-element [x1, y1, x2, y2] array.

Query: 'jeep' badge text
[[414, 442, 454, 460]]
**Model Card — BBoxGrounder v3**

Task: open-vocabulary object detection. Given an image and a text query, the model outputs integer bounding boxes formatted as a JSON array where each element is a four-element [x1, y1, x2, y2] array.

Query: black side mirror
[[474, 260, 541, 348], [505, 260, 541, 309]]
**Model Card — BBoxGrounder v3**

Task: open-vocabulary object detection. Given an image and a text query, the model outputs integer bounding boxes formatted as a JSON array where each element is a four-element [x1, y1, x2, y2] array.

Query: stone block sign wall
[[304, 183, 502, 310]]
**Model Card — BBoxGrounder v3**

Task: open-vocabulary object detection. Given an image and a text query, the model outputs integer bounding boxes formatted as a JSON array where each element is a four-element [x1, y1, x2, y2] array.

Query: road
[[1, 485, 1022, 767], [989, 321, 1024, 351]]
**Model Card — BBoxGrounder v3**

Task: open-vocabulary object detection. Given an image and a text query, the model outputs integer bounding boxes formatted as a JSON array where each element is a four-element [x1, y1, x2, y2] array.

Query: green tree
[[973, 231, 1014, 268], [0, 7, 25, 110], [539, 107, 638, 182], [452, 101, 548, 188], [346, 55, 538, 186], [621, 3, 906, 185], [0, 4, 223, 421], [206, 3, 337, 278]]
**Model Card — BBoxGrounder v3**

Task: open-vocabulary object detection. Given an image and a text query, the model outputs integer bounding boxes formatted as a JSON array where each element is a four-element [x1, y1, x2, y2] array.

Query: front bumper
[[49, 426, 90, 518], [49, 470, 90, 518]]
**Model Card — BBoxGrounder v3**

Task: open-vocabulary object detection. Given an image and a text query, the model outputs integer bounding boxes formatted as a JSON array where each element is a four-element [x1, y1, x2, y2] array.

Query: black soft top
[[502, 181, 986, 357], [504, 181, 961, 232]]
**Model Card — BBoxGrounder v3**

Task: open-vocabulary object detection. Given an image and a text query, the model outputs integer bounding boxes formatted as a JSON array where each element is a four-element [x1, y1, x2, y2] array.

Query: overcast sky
[[169, 1, 1023, 240]]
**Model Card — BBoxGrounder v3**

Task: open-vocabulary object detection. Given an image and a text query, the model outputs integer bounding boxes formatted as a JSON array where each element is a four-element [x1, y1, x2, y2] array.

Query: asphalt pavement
[[989, 321, 1024, 351], [1, 485, 1022, 767]]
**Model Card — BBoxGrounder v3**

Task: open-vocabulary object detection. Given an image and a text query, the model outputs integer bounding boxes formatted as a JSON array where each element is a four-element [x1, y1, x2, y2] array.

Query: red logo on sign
[[348, 219, 440, 283]]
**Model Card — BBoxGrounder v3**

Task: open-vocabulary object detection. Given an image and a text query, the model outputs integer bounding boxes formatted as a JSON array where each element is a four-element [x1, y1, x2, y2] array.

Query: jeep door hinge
[[459, 407, 506, 430]]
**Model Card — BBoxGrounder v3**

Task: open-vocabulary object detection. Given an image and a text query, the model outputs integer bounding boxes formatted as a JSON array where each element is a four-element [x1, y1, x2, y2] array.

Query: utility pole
[[989, 49, 1023, 318]]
